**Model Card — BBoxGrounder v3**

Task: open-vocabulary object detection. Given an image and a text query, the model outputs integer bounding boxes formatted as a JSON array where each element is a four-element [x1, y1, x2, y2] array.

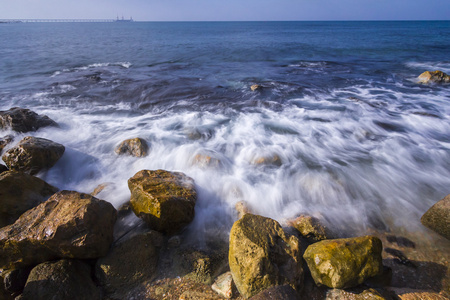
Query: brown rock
[[0, 171, 58, 227], [249, 285, 299, 300], [21, 259, 101, 300], [235, 201, 253, 219], [0, 135, 13, 154], [95, 231, 163, 299], [115, 137, 149, 157], [2, 136, 65, 175], [251, 84, 262, 91], [418, 70, 450, 84], [391, 288, 449, 300], [252, 154, 282, 167], [421, 194, 450, 240], [326, 288, 388, 300], [0, 190, 117, 269], [128, 169, 197, 235], [287, 215, 330, 242], [191, 154, 221, 169], [0, 107, 58, 133]]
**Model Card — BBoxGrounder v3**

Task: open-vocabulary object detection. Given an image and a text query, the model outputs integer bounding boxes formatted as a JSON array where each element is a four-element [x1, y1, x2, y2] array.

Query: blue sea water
[[0, 21, 449, 238]]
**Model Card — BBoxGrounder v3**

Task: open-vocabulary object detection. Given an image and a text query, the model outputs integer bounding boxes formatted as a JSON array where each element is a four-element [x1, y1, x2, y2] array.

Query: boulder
[[0, 135, 13, 153], [2, 267, 32, 297], [0, 107, 57, 133], [128, 169, 197, 235], [21, 259, 101, 300], [229, 214, 303, 299], [95, 231, 163, 299], [418, 70, 450, 84], [0, 171, 58, 227], [115, 137, 149, 157], [2, 136, 65, 175], [211, 272, 234, 299], [251, 84, 262, 91], [249, 285, 299, 300], [251, 154, 282, 167], [0, 190, 117, 269], [303, 236, 383, 289], [420, 194, 450, 240], [287, 215, 329, 242]]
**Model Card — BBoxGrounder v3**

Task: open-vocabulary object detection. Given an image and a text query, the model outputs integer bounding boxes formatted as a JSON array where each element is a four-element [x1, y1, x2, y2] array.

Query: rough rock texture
[[249, 285, 299, 300], [421, 194, 450, 240], [2, 136, 65, 175], [179, 290, 222, 300], [211, 272, 234, 299], [325, 288, 387, 300], [2, 267, 32, 297], [0, 171, 58, 227], [303, 236, 383, 289], [418, 70, 450, 84], [21, 259, 101, 300], [128, 169, 197, 235], [0, 135, 13, 153], [391, 288, 449, 300], [0, 107, 58, 133], [95, 231, 163, 299], [288, 215, 329, 242], [229, 214, 303, 299], [115, 137, 149, 157], [0, 190, 117, 269]]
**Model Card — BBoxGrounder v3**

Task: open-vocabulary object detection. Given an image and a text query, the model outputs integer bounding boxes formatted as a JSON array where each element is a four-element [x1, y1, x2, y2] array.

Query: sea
[[1, 21, 449, 240]]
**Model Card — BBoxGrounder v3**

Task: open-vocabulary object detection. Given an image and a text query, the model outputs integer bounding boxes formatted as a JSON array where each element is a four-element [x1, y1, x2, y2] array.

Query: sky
[[1, 0, 449, 21]]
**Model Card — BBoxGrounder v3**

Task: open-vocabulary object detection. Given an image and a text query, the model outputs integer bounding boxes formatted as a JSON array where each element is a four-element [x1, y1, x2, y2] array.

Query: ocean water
[[1, 21, 449, 240]]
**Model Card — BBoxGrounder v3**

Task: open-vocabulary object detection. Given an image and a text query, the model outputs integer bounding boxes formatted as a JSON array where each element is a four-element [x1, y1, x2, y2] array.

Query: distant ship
[[115, 15, 133, 22]]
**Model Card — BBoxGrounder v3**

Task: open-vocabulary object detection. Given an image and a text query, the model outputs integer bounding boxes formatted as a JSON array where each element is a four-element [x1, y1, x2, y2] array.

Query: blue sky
[[1, 0, 449, 21]]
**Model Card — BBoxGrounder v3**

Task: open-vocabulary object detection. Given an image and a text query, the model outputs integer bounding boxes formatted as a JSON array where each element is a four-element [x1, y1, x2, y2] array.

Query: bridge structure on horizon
[[0, 19, 116, 23]]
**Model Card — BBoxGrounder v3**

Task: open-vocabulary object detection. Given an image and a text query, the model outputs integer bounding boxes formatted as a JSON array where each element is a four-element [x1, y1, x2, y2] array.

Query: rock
[[2, 136, 65, 175], [326, 288, 387, 300], [0, 135, 13, 153], [249, 284, 299, 300], [0, 190, 117, 269], [0, 107, 58, 133], [179, 290, 221, 300], [418, 70, 450, 84], [128, 169, 197, 235], [303, 236, 383, 289], [95, 231, 163, 299], [211, 272, 234, 299], [229, 214, 303, 299], [2, 267, 32, 297], [391, 288, 449, 300], [287, 215, 329, 242], [21, 259, 101, 300], [251, 84, 262, 91], [251, 154, 282, 167], [420, 194, 450, 240], [0, 164, 8, 173], [235, 201, 254, 219], [0, 171, 58, 228], [114, 137, 149, 157], [191, 154, 221, 169]]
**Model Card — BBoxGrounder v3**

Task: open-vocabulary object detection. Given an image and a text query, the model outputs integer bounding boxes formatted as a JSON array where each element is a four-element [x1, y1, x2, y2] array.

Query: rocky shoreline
[[0, 78, 449, 300]]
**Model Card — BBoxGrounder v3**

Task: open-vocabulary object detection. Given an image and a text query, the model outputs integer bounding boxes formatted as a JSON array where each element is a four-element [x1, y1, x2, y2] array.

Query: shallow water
[[1, 21, 449, 240]]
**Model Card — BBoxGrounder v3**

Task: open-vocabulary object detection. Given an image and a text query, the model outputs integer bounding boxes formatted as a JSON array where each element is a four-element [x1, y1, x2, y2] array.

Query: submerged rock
[[418, 70, 450, 84], [95, 231, 163, 299], [128, 169, 197, 235], [421, 194, 450, 240], [0, 107, 57, 133], [251, 154, 282, 167], [303, 236, 383, 289], [287, 214, 330, 242], [21, 259, 101, 300], [251, 84, 262, 91], [2, 136, 65, 175], [115, 137, 149, 157], [229, 214, 303, 299], [0, 171, 58, 228], [0, 190, 117, 269], [191, 153, 222, 169]]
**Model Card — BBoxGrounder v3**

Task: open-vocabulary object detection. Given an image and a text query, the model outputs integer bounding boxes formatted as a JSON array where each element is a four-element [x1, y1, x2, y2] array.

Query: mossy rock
[[287, 214, 330, 242], [2, 136, 65, 175], [303, 236, 383, 289], [21, 259, 101, 300], [0, 171, 58, 227], [0, 191, 117, 269], [229, 214, 303, 299], [115, 137, 149, 157], [128, 169, 197, 235], [421, 194, 450, 240]]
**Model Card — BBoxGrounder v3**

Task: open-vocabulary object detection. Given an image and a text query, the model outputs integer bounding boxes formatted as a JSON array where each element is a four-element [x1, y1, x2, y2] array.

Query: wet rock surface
[[229, 214, 303, 299], [421, 194, 450, 240], [115, 137, 149, 157], [0, 171, 58, 228], [287, 214, 330, 242], [21, 259, 101, 300], [0, 135, 13, 153], [95, 230, 163, 299], [418, 70, 450, 84], [303, 235, 383, 289], [128, 169, 197, 235], [2, 136, 65, 175], [0, 107, 58, 133], [0, 190, 117, 269]]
